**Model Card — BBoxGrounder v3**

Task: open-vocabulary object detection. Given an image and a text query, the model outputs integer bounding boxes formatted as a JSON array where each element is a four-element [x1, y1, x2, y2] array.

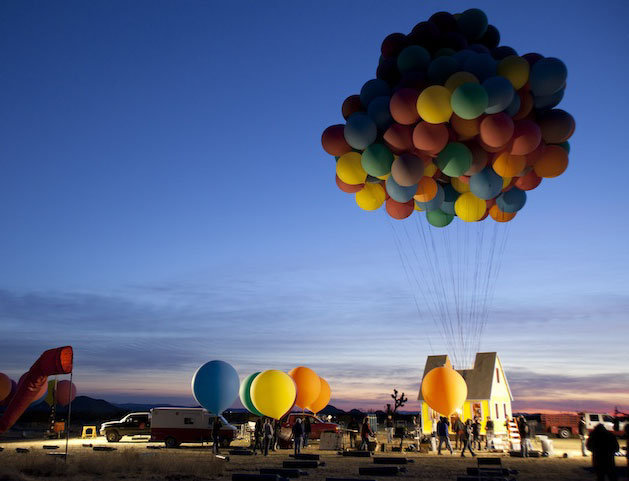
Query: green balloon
[[557, 141, 570, 153], [451, 83, 488, 120], [397, 46, 431, 74], [361, 143, 393, 177], [426, 209, 454, 227], [239, 372, 263, 416], [434, 47, 456, 57], [436, 142, 472, 177]]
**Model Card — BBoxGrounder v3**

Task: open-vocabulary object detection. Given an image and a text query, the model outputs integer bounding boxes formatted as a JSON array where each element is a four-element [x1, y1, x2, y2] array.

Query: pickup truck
[[100, 412, 150, 442], [278, 413, 340, 447]]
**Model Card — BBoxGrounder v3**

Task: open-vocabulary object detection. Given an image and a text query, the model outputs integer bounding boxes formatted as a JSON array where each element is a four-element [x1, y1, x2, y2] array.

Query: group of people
[[435, 415, 499, 457], [346, 417, 376, 451], [251, 416, 312, 456]]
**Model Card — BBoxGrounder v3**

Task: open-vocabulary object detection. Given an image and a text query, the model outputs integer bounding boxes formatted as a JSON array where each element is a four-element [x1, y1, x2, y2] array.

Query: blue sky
[[1, 0, 628, 412]]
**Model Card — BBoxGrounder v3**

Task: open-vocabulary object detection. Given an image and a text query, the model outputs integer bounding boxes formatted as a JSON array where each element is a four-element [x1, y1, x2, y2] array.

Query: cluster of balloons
[[192, 361, 331, 420], [0, 372, 77, 408], [322, 8, 574, 227], [421, 365, 467, 416]]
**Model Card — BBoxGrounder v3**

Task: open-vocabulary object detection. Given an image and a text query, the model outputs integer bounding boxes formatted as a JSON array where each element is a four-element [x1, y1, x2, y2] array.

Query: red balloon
[[383, 123, 414, 154], [322, 124, 352, 156], [513, 89, 534, 121], [412, 122, 449, 154], [537, 109, 575, 144], [478, 137, 509, 153], [55, 380, 77, 407], [458, 175, 470, 184], [525, 142, 545, 166], [386, 198, 414, 219], [510, 120, 542, 155], [342, 95, 364, 120], [390, 89, 420, 125], [336, 175, 364, 193], [514, 169, 542, 191], [381, 33, 409, 57], [480, 113, 514, 148]]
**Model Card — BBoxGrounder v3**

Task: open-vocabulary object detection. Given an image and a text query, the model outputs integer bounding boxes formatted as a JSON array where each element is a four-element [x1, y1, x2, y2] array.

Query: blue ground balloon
[[496, 187, 527, 213], [529, 57, 567, 97], [192, 360, 240, 414], [344, 113, 377, 150], [415, 183, 445, 212], [483, 76, 514, 114], [470, 166, 503, 200], [360, 79, 391, 107], [386, 175, 418, 203], [367, 96, 393, 132], [440, 183, 460, 215]]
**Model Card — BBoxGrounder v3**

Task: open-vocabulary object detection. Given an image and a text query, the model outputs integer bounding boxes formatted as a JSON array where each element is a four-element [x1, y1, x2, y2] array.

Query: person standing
[[472, 417, 481, 450], [460, 419, 476, 457], [292, 418, 304, 456], [212, 416, 222, 454], [360, 417, 374, 451], [437, 416, 453, 455], [272, 418, 281, 451], [453, 416, 465, 450], [579, 415, 588, 457], [386, 415, 394, 444], [586, 424, 619, 481], [348, 417, 359, 448], [518, 416, 530, 458], [303, 416, 311, 448], [485, 416, 494, 450], [253, 418, 263, 455], [263, 419, 274, 456]]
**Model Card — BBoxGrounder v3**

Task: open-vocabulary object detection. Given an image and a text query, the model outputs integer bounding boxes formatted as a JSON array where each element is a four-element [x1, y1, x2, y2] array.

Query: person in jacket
[[360, 417, 374, 451], [347, 417, 359, 448], [437, 416, 453, 455], [263, 418, 274, 456], [586, 424, 619, 481], [453, 416, 465, 450], [272, 418, 281, 451], [579, 415, 588, 457], [253, 417, 263, 454], [303, 416, 311, 448], [460, 419, 476, 457], [385, 415, 394, 444], [472, 417, 481, 450], [212, 417, 221, 454], [485, 416, 494, 450], [518, 416, 530, 457], [292, 418, 304, 456]]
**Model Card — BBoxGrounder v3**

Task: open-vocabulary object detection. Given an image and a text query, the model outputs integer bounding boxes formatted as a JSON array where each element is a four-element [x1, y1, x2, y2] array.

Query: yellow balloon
[[444, 71, 479, 93], [497, 56, 530, 90], [355, 183, 385, 211], [308, 378, 331, 414], [421, 366, 467, 416], [376, 173, 390, 180], [502, 176, 512, 189], [417, 85, 452, 124], [423, 162, 438, 177], [250, 370, 296, 420], [451, 176, 470, 193], [414, 203, 424, 212], [336, 152, 367, 185], [454, 192, 486, 222]]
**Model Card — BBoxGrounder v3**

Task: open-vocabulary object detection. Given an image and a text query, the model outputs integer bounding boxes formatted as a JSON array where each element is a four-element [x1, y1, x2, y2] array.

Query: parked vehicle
[[277, 413, 340, 447], [540, 413, 579, 439], [582, 412, 628, 436], [149, 407, 237, 448], [100, 412, 150, 442]]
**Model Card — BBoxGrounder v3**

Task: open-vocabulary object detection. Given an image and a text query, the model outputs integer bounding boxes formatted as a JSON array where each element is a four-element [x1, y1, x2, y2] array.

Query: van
[[149, 407, 237, 448]]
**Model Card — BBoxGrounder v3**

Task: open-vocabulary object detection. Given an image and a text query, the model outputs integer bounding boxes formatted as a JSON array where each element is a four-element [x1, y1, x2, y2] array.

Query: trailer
[[540, 413, 579, 438], [149, 407, 237, 448]]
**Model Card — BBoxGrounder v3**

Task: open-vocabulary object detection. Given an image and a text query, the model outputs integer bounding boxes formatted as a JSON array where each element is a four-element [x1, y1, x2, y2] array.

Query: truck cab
[[100, 412, 150, 442]]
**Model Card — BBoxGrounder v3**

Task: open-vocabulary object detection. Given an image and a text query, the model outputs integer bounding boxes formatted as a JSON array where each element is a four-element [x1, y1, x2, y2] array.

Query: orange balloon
[[450, 114, 480, 140], [534, 145, 569, 178], [480, 113, 514, 148], [489, 204, 516, 222], [513, 89, 534, 120], [414, 176, 438, 202], [308, 378, 331, 414], [493, 151, 526, 177], [288, 367, 322, 410], [421, 366, 467, 416], [412, 122, 449, 154]]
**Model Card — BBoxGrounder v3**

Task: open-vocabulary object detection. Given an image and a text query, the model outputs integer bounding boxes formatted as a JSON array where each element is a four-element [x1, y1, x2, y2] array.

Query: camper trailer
[[150, 407, 237, 448]]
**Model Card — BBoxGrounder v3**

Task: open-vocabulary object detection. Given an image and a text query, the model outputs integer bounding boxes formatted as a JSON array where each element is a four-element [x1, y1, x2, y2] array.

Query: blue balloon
[[386, 175, 417, 203], [192, 360, 240, 414], [344, 113, 377, 150], [360, 79, 391, 107], [468, 43, 490, 54], [505, 91, 521, 117], [440, 183, 460, 216], [534, 87, 565, 110], [470, 166, 503, 200], [529, 57, 567, 97], [496, 187, 527, 213], [491, 46, 518, 60], [483, 76, 514, 114], [428, 55, 459, 84], [452, 49, 476, 68], [463, 53, 496, 82], [415, 183, 445, 212], [367, 96, 393, 132]]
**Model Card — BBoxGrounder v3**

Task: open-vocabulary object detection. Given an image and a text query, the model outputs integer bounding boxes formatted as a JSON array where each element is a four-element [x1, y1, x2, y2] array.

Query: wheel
[[558, 428, 570, 439], [164, 437, 179, 448], [106, 430, 120, 442], [220, 439, 231, 448]]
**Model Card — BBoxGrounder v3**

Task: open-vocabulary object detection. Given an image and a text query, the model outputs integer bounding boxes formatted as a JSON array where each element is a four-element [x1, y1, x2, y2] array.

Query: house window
[[495, 403, 499, 419], [184, 417, 194, 425], [503, 404, 507, 419], [496, 368, 500, 383]]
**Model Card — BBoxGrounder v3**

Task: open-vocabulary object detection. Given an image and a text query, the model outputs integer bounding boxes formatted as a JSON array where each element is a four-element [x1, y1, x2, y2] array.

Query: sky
[[1, 0, 628, 414]]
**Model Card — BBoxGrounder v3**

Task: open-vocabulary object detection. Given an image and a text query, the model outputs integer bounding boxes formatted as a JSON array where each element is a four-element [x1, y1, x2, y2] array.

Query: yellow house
[[417, 352, 513, 436]]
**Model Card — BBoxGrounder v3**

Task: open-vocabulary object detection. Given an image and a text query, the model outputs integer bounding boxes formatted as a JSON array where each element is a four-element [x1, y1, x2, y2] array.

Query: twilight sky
[[1, 0, 628, 413]]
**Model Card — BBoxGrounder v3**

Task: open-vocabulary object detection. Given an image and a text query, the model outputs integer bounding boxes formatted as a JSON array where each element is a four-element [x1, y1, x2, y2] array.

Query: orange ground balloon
[[289, 367, 322, 410], [493, 151, 526, 178], [308, 378, 331, 414], [534, 145, 569, 178], [421, 366, 467, 416], [489, 204, 516, 222]]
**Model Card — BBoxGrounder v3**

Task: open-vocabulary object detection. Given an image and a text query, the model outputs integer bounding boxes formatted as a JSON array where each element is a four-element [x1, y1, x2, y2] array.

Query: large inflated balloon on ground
[[289, 367, 321, 411], [251, 370, 296, 420], [322, 8, 573, 227], [239, 372, 263, 416], [308, 378, 331, 414], [0, 373, 11, 402], [192, 360, 239, 414], [421, 366, 467, 416], [55, 380, 77, 407]]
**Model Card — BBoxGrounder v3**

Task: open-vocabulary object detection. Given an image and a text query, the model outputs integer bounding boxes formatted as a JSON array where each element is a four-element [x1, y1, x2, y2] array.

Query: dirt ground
[[0, 434, 625, 481]]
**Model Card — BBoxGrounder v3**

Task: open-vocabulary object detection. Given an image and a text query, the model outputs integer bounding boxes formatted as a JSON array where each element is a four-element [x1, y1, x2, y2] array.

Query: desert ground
[[1, 433, 622, 481]]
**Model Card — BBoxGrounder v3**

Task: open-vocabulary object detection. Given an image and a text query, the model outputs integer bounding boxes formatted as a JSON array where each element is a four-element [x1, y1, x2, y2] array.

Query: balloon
[[321, 125, 352, 156], [408, 21, 440, 51], [522, 52, 544, 66], [497, 56, 529, 90], [510, 120, 541, 155], [496, 187, 526, 213], [464, 142, 489, 175], [381, 33, 409, 58], [457, 8, 488, 41], [336, 152, 367, 185], [361, 144, 394, 177], [479, 24, 500, 50], [386, 198, 414, 219], [308, 378, 331, 414], [426, 209, 454, 227], [469, 166, 503, 200], [513, 89, 534, 120], [412, 121, 449, 153], [391, 153, 424, 186], [421, 366, 467, 416], [367, 96, 393, 132], [444, 71, 479, 93], [18, 372, 47, 405], [493, 151, 526, 177], [1, 380, 16, 407], [427, 56, 459, 85], [451, 176, 471, 193], [429, 11, 458, 33], [537, 109, 575, 144], [397, 45, 431, 74], [377, 57, 401, 86], [239, 373, 263, 416], [250, 370, 296, 420], [455, 191, 487, 222], [288, 367, 321, 411], [534, 88, 564, 110], [534, 145, 569, 178], [504, 91, 521, 117], [390, 89, 420, 125], [451, 82, 488, 119], [489, 204, 516, 222], [514, 169, 542, 191], [414, 176, 438, 202], [529, 57, 567, 97], [424, 162, 438, 178], [191, 360, 239, 414], [386, 175, 418, 203], [344, 113, 377, 150], [440, 31, 468, 51], [463, 53, 496, 82], [360, 79, 391, 107], [482, 76, 514, 114], [336, 175, 364, 193], [436, 142, 472, 177], [355, 182, 386, 210], [440, 184, 460, 216], [383, 123, 414, 154], [0, 373, 11, 402], [415, 183, 445, 211], [557, 141, 570, 153], [55, 380, 77, 407], [434, 47, 456, 57], [342, 95, 364, 120], [492, 45, 518, 60], [451, 114, 480, 139], [480, 113, 514, 148]]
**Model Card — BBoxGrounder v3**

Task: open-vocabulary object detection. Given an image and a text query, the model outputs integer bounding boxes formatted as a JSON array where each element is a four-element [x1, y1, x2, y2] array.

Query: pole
[[64, 372, 73, 462]]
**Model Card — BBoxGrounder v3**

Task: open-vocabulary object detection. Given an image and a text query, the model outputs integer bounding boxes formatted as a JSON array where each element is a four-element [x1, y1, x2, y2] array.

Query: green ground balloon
[[426, 209, 454, 227], [239, 372, 263, 416], [361, 143, 394, 176], [451, 83, 488, 120], [437, 142, 472, 177]]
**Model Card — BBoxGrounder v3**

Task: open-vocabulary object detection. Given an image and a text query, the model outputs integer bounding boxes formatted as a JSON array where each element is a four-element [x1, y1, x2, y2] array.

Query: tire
[[558, 428, 570, 439], [164, 437, 179, 448], [106, 430, 121, 443]]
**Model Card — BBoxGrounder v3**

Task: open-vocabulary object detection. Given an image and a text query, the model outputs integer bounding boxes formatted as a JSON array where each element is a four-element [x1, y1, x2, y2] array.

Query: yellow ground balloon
[[336, 152, 367, 185], [451, 176, 470, 193], [355, 183, 386, 211], [497, 56, 530, 90], [308, 377, 331, 414], [251, 370, 296, 420], [444, 71, 479, 93], [421, 366, 467, 416], [417, 85, 452, 124], [288, 366, 321, 411], [455, 192, 486, 222]]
